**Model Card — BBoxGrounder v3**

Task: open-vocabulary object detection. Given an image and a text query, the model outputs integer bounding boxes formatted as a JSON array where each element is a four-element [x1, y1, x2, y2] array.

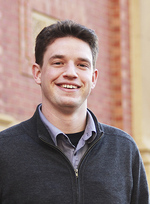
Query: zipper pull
[[75, 169, 78, 178]]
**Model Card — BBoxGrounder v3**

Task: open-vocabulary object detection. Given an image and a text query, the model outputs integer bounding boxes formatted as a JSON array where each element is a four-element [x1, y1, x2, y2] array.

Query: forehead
[[44, 37, 93, 60]]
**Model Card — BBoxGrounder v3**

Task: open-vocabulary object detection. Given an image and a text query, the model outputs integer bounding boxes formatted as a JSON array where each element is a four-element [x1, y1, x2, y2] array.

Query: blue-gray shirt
[[38, 105, 96, 169]]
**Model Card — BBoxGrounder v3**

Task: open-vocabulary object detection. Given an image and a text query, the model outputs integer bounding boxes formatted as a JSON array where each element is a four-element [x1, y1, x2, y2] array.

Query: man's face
[[33, 37, 98, 113]]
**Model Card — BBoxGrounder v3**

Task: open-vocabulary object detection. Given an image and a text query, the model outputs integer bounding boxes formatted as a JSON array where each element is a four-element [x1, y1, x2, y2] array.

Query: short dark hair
[[35, 20, 99, 68]]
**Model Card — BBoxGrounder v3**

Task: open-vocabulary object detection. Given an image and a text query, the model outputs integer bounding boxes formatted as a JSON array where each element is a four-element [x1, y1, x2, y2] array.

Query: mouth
[[59, 84, 80, 89]]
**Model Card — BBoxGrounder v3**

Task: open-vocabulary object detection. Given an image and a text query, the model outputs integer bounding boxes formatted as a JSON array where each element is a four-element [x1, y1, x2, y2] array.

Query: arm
[[131, 149, 149, 203]]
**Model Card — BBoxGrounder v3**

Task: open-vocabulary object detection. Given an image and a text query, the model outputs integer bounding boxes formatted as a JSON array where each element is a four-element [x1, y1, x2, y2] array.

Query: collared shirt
[[38, 105, 96, 169]]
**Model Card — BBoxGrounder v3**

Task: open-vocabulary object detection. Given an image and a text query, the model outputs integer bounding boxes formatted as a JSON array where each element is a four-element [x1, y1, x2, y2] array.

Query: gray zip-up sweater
[[0, 106, 149, 204]]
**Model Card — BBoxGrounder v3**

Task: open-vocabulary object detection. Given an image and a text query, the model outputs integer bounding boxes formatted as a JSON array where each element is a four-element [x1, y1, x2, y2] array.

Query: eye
[[77, 63, 89, 69], [54, 62, 62, 65], [52, 61, 64, 66], [79, 64, 86, 67]]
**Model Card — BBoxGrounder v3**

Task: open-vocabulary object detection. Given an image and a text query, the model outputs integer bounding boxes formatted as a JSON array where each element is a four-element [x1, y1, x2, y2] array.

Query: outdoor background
[[0, 0, 150, 188]]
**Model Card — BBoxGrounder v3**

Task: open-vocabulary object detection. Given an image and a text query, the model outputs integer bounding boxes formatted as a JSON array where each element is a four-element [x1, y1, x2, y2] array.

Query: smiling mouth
[[60, 84, 79, 89]]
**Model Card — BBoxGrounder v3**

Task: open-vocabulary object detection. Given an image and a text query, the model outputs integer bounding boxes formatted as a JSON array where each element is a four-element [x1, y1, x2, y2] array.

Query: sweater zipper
[[74, 168, 78, 178], [40, 137, 79, 179], [73, 131, 103, 204], [75, 131, 104, 177], [39, 137, 74, 166], [39, 131, 103, 202], [39, 137, 79, 203], [40, 132, 103, 173]]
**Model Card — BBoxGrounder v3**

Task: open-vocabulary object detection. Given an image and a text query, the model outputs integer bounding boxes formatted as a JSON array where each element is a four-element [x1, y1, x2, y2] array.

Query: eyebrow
[[77, 57, 91, 65], [49, 55, 65, 61]]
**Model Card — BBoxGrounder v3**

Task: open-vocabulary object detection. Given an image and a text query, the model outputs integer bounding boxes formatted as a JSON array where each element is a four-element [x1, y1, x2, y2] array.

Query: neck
[[41, 104, 87, 134]]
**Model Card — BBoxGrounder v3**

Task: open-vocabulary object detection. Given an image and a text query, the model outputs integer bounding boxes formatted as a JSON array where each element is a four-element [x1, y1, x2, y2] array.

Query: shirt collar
[[38, 104, 96, 146]]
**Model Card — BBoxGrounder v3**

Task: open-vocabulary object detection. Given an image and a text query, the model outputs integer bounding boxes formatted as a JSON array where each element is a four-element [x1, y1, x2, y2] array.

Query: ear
[[32, 63, 42, 85], [91, 68, 98, 89]]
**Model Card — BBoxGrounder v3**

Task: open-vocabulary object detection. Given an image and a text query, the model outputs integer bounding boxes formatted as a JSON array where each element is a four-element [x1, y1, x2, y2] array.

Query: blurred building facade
[[0, 0, 150, 187]]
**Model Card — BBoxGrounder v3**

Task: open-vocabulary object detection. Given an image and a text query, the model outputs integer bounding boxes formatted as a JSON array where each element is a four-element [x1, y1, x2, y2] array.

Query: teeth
[[61, 84, 77, 89]]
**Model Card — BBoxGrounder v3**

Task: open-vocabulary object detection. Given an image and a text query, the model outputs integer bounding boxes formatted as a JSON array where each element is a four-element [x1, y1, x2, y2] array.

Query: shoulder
[[0, 120, 29, 142], [97, 123, 143, 165], [88, 109, 136, 146], [0, 105, 48, 147], [0, 107, 38, 142], [0, 105, 40, 142], [0, 116, 40, 156], [99, 123, 136, 146]]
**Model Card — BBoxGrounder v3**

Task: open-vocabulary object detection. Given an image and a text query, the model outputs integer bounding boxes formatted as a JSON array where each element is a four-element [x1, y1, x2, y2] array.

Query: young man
[[0, 20, 149, 203]]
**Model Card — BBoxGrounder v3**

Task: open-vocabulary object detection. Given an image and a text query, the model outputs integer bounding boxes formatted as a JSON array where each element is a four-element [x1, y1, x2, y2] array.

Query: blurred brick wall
[[0, 0, 131, 134]]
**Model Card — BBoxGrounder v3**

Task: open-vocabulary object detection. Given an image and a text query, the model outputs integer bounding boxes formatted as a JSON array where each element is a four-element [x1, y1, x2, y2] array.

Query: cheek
[[83, 73, 93, 84], [81, 75, 93, 91], [41, 70, 54, 82], [47, 68, 63, 80]]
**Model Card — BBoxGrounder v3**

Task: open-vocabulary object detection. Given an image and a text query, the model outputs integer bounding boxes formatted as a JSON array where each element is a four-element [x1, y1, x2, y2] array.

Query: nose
[[63, 62, 78, 79]]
